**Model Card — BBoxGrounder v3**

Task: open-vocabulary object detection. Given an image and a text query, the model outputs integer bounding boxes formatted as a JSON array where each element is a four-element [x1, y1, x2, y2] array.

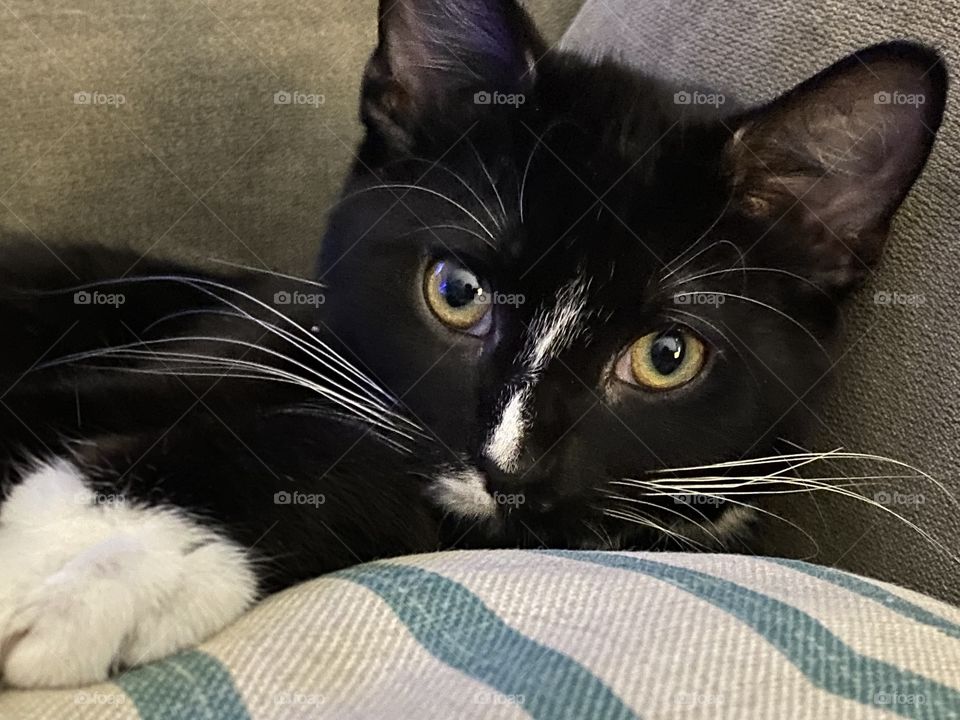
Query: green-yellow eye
[[618, 327, 706, 391], [424, 259, 492, 335]]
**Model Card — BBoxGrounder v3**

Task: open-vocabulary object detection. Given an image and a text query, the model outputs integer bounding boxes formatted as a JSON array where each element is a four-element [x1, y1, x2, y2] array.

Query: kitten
[[0, 0, 946, 688]]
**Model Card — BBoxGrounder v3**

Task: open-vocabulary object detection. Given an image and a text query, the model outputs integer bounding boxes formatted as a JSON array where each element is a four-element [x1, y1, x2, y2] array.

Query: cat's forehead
[[404, 101, 727, 288]]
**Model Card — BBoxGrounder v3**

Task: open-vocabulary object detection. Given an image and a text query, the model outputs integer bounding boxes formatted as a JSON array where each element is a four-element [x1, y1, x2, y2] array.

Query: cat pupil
[[650, 333, 685, 375], [439, 265, 483, 308]]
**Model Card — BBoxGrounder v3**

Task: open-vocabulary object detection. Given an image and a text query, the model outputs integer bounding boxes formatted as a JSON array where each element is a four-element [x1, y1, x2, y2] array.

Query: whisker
[[652, 448, 956, 506], [667, 266, 831, 300], [48, 340, 423, 444], [206, 258, 327, 289], [659, 195, 733, 278], [672, 291, 830, 359], [467, 137, 507, 226], [662, 238, 743, 285], [140, 306, 410, 422], [601, 507, 707, 551], [602, 491, 725, 547], [339, 184, 496, 243], [397, 223, 494, 247], [519, 121, 563, 225], [34, 274, 406, 413], [664, 309, 762, 389]]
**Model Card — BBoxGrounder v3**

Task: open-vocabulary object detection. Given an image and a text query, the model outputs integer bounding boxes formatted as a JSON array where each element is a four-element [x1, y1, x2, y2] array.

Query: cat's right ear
[[361, 0, 543, 155]]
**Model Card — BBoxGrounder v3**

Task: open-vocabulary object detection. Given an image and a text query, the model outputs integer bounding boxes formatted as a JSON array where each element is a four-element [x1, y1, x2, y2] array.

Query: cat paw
[[0, 461, 257, 688]]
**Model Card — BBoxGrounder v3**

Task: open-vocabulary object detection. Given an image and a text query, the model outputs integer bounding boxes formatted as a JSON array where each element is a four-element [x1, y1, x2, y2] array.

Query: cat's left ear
[[361, 0, 543, 153], [725, 42, 947, 293]]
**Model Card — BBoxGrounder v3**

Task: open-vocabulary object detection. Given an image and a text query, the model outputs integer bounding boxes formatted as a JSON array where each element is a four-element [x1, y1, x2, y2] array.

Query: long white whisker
[[645, 475, 958, 566], [49, 339, 423, 443], [603, 492, 724, 547], [35, 274, 405, 413], [667, 266, 831, 300], [78, 363, 413, 455], [467, 138, 507, 226], [652, 449, 956, 506], [206, 258, 327, 289], [662, 238, 742, 283], [638, 474, 920, 490], [673, 291, 830, 358], [659, 195, 733, 278], [341, 184, 496, 242], [665, 309, 762, 388], [602, 507, 707, 551], [397, 223, 493, 246], [141, 306, 413, 426], [651, 449, 846, 474]]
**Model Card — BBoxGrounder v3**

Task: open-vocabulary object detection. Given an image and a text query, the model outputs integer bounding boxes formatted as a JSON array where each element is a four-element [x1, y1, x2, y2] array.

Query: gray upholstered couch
[[0, 2, 958, 718]]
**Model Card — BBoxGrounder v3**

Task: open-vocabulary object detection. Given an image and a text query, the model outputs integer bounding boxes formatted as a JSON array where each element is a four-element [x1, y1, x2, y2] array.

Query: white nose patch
[[483, 276, 590, 474], [484, 385, 532, 473]]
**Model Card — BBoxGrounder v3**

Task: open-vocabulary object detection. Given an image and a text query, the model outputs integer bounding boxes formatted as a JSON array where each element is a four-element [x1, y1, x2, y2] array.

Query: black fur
[[0, 0, 948, 592]]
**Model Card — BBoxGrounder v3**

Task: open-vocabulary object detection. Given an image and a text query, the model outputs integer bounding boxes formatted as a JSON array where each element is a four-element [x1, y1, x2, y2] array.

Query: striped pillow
[[2, 551, 958, 719]]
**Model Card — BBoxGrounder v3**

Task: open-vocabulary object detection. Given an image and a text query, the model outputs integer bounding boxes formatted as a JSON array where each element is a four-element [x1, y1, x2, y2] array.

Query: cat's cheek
[[0, 460, 257, 689]]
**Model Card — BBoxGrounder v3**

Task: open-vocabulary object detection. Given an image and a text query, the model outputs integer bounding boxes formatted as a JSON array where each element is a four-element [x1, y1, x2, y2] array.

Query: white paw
[[0, 460, 257, 688]]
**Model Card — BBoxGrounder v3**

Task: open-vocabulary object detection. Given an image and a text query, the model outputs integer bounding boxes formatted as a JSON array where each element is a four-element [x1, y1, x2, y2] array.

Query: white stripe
[[484, 276, 590, 473]]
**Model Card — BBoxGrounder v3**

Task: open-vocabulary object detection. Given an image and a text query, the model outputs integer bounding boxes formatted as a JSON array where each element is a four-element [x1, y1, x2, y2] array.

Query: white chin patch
[[427, 467, 498, 521], [0, 459, 257, 689]]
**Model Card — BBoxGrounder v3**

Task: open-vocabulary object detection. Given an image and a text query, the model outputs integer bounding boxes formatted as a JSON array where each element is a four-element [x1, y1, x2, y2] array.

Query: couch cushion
[[2, 550, 958, 719], [562, 0, 960, 605]]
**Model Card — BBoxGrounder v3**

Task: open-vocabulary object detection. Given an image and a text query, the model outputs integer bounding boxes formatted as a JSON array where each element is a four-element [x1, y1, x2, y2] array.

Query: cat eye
[[617, 327, 706, 391], [423, 259, 492, 336]]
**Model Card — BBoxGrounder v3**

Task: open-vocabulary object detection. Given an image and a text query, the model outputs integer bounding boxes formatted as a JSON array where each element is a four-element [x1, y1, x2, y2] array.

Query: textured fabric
[[2, 551, 958, 719], [562, 0, 960, 604]]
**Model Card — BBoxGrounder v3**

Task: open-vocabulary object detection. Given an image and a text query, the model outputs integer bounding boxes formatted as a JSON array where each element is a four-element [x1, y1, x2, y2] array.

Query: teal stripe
[[769, 558, 960, 641], [339, 562, 639, 720], [115, 650, 250, 720], [548, 551, 960, 720]]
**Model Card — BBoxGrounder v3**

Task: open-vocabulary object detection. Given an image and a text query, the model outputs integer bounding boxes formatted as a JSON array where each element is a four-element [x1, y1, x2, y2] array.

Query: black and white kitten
[[0, 0, 946, 688]]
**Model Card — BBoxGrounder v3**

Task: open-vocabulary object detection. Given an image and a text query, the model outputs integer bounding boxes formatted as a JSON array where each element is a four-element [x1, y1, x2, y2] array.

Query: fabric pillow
[[2, 550, 958, 719]]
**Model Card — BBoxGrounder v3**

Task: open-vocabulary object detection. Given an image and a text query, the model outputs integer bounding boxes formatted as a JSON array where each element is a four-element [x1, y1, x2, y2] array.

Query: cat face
[[317, 0, 947, 549]]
